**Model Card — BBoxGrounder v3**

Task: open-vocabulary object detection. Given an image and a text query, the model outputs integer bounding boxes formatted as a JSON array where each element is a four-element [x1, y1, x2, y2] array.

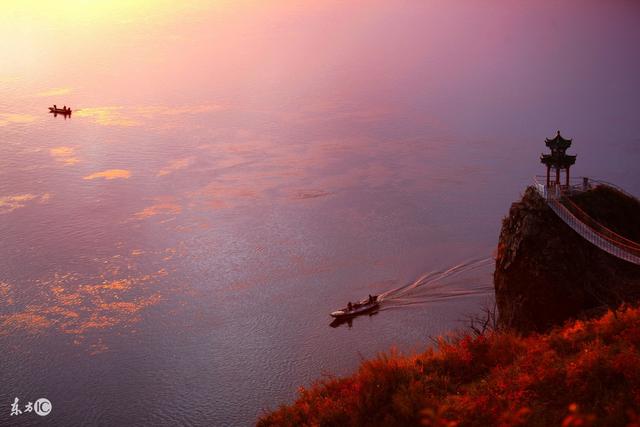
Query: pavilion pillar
[[555, 167, 560, 186], [566, 166, 570, 187], [546, 165, 550, 186]]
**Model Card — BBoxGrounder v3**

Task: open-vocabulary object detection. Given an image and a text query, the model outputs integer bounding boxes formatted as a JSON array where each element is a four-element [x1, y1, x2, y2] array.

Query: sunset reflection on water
[[1, 1, 639, 425]]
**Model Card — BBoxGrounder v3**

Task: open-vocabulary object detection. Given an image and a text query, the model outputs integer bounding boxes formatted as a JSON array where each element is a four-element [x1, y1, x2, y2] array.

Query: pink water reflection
[[1, 1, 639, 425]]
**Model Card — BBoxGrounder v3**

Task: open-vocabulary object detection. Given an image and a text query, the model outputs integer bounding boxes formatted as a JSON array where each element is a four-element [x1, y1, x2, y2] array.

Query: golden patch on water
[[163, 247, 178, 261], [71, 313, 120, 333], [0, 282, 14, 305], [51, 285, 84, 307], [41, 306, 80, 319], [1, 262, 169, 341], [98, 296, 162, 315], [74, 107, 139, 127], [75, 104, 224, 128], [0, 312, 52, 336], [50, 146, 80, 165], [0, 113, 37, 126], [35, 87, 71, 97], [0, 243, 186, 356], [81, 278, 133, 292], [157, 157, 195, 177], [63, 293, 163, 336], [83, 169, 131, 180], [134, 202, 182, 219], [0, 194, 37, 214]]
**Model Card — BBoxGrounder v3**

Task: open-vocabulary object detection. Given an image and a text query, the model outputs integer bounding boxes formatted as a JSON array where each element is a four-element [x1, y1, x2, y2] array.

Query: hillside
[[258, 306, 640, 426]]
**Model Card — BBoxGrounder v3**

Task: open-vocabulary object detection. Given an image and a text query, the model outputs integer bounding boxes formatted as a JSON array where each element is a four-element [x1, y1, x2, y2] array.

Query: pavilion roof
[[545, 130, 572, 150], [540, 153, 576, 167]]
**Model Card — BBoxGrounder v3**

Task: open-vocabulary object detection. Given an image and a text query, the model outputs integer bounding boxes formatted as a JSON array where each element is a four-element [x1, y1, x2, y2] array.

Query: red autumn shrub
[[258, 306, 640, 427]]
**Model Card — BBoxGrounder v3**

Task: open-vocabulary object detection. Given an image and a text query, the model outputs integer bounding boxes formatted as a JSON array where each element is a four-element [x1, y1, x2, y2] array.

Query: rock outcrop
[[494, 186, 640, 334]]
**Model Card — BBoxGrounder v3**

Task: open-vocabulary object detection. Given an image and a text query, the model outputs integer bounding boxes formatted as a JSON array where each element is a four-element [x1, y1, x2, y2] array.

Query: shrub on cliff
[[258, 306, 640, 426]]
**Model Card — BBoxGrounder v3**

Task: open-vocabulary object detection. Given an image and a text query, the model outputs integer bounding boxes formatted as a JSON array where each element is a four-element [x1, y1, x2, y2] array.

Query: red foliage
[[258, 307, 640, 426]]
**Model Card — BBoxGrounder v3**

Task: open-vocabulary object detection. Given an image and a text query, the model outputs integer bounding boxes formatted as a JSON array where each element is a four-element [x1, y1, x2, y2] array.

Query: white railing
[[533, 177, 640, 266], [548, 198, 640, 264]]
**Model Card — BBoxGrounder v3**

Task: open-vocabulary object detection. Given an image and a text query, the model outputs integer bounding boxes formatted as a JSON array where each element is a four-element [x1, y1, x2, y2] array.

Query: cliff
[[494, 185, 640, 333]]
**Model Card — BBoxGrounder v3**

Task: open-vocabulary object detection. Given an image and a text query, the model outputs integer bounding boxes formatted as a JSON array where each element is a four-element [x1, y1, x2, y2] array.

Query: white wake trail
[[377, 256, 494, 308]]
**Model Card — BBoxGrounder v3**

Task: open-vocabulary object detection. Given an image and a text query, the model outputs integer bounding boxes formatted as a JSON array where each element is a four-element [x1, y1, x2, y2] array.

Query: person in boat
[[368, 294, 372, 304], [347, 302, 352, 311], [63, 105, 67, 112], [53, 104, 57, 110]]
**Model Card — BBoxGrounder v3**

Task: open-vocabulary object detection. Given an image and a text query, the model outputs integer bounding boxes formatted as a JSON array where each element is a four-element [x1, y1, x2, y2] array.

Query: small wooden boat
[[330, 295, 379, 319], [49, 107, 72, 114]]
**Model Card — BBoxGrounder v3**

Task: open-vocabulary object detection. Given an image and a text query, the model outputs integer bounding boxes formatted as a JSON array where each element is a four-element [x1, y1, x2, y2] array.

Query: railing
[[533, 176, 593, 198], [533, 176, 640, 265], [561, 197, 640, 252]]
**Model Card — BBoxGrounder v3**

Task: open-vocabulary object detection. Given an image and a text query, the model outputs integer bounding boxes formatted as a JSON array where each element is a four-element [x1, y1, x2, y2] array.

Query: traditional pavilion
[[540, 131, 576, 187]]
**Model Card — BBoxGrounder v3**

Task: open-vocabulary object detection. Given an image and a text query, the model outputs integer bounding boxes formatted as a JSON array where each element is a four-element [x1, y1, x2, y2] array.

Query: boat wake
[[377, 256, 494, 310], [330, 256, 495, 327]]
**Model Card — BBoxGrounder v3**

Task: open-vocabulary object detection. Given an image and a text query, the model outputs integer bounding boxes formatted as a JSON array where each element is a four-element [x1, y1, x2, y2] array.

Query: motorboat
[[49, 107, 72, 114], [330, 295, 379, 319]]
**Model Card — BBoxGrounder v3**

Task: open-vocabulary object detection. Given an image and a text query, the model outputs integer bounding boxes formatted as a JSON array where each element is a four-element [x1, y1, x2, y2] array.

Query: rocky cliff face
[[494, 186, 640, 334]]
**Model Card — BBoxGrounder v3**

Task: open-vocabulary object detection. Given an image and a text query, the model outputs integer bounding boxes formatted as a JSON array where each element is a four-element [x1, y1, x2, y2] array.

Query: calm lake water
[[1, 1, 639, 425]]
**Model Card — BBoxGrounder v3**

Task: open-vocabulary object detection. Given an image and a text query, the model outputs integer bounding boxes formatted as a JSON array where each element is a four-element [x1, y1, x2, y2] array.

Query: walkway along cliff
[[494, 132, 640, 333]]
